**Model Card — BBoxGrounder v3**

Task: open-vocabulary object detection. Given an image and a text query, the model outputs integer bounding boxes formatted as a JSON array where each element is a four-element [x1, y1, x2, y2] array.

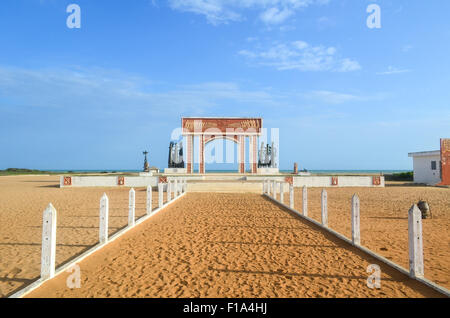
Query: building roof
[[408, 150, 440, 157]]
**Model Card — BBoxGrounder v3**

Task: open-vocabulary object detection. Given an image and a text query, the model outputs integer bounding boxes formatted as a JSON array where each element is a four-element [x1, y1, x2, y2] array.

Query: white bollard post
[[146, 185, 152, 214], [302, 186, 308, 216], [174, 179, 178, 197], [167, 181, 172, 201], [158, 183, 164, 208], [321, 189, 328, 227], [289, 184, 294, 209], [99, 193, 109, 244], [351, 194, 360, 245], [41, 203, 57, 280], [128, 188, 135, 227], [272, 180, 277, 199], [280, 182, 284, 203], [408, 204, 424, 278]]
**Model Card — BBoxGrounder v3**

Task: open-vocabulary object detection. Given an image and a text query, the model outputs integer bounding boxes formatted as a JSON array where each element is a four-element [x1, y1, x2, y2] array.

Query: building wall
[[440, 138, 450, 185], [412, 155, 441, 185]]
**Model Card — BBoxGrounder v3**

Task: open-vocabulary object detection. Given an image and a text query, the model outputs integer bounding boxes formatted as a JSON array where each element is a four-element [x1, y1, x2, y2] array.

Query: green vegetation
[[0, 168, 53, 176], [385, 171, 414, 181]]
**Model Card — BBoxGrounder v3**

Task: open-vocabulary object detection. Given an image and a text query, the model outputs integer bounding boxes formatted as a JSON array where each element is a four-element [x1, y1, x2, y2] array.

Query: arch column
[[186, 135, 194, 174], [249, 135, 258, 174], [238, 135, 245, 174], [199, 135, 205, 174]]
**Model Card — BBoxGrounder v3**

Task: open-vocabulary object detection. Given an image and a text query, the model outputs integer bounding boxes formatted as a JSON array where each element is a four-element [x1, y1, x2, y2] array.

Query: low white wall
[[60, 175, 384, 188], [292, 176, 384, 187], [60, 176, 160, 188]]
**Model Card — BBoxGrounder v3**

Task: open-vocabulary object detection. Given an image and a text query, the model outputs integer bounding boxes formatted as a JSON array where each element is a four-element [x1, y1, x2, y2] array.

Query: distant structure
[[408, 138, 450, 185], [258, 142, 277, 169], [168, 141, 184, 168], [294, 162, 298, 174], [143, 150, 150, 172]]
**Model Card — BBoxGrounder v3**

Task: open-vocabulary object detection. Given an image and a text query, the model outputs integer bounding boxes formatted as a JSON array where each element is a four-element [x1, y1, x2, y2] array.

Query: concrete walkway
[[27, 193, 443, 297]]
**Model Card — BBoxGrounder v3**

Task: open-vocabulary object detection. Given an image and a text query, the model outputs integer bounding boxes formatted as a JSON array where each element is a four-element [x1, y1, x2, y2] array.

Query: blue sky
[[0, 0, 449, 171]]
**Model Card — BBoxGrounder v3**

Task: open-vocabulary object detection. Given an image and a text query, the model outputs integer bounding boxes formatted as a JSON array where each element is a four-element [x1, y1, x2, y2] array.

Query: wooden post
[[99, 193, 109, 244], [41, 203, 57, 280], [408, 204, 424, 278], [167, 181, 172, 201], [351, 194, 360, 245], [158, 183, 164, 208], [302, 186, 308, 216], [280, 182, 284, 203], [289, 184, 294, 209], [128, 188, 135, 227], [146, 186, 152, 214], [321, 189, 328, 227]]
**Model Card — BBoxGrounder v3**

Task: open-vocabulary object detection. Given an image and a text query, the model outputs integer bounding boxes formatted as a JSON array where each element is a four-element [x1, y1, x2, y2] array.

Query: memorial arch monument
[[182, 117, 271, 174]]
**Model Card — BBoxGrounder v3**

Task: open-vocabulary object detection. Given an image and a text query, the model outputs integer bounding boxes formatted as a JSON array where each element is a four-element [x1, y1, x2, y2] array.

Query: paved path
[[27, 193, 442, 297]]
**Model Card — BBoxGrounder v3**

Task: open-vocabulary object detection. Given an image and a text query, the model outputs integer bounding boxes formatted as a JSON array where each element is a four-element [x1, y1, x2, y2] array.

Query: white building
[[408, 150, 441, 185]]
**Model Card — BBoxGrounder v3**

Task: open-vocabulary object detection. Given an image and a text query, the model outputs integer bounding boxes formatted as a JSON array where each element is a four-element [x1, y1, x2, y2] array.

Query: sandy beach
[[0, 175, 166, 297], [0, 175, 448, 297]]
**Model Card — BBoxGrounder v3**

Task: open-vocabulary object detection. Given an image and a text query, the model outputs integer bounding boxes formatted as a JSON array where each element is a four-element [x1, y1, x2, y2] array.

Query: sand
[[287, 184, 450, 289], [0, 176, 448, 298], [0, 175, 166, 297]]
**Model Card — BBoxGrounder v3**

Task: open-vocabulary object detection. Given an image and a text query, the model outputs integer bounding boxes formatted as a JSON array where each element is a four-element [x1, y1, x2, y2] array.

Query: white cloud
[[0, 66, 278, 117], [239, 41, 361, 72], [260, 7, 293, 24], [376, 66, 411, 75], [306, 90, 362, 104], [402, 45, 413, 53], [167, 0, 330, 25]]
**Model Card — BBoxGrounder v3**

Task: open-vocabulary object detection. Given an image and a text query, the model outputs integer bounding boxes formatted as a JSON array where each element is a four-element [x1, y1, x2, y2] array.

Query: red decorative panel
[[159, 176, 168, 183], [440, 138, 450, 185], [117, 176, 125, 186], [373, 176, 381, 186], [285, 176, 293, 185], [63, 176, 72, 186], [182, 117, 262, 134], [331, 177, 338, 186]]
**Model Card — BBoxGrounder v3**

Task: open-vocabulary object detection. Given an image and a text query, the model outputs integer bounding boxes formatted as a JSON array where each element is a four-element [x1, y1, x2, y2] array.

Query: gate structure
[[182, 117, 262, 174]]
